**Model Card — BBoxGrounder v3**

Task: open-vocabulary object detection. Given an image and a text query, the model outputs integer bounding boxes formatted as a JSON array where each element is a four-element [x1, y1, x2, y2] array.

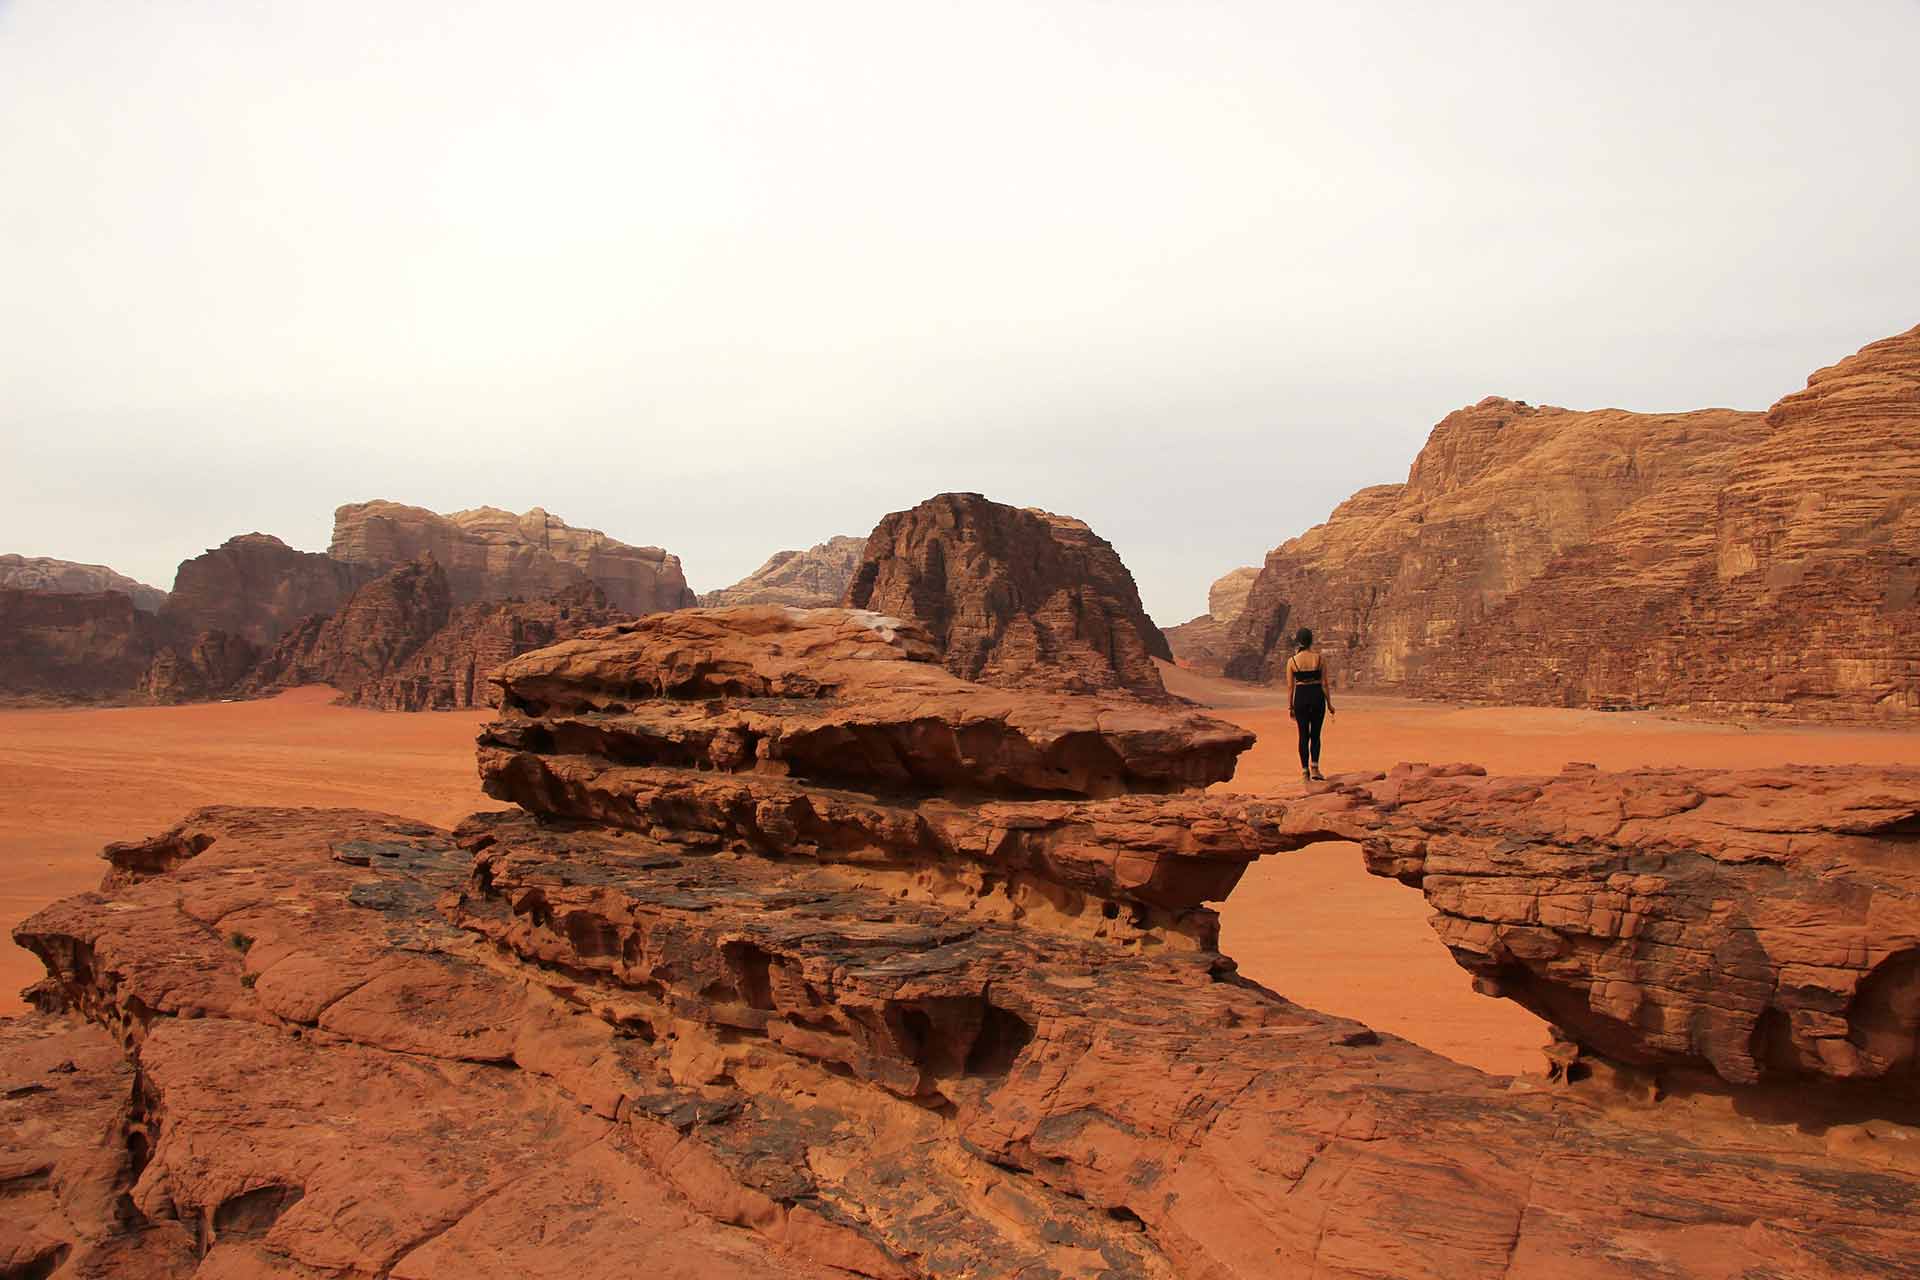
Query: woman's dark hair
[[1295, 627, 1314, 649]]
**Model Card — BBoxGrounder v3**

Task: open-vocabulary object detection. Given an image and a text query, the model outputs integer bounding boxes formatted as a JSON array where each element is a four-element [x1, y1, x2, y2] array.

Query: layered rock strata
[[1222, 325, 1920, 718], [13, 606, 1920, 1277], [160, 533, 369, 648], [700, 535, 867, 608], [0, 555, 166, 613], [350, 584, 631, 711], [0, 589, 162, 703], [1161, 565, 1259, 675], [1340, 761, 1920, 1095], [331, 500, 696, 615], [240, 558, 453, 697], [845, 493, 1171, 696]]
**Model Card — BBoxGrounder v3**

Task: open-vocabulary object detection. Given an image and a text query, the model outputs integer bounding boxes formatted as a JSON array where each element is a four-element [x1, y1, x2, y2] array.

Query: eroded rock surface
[[331, 501, 696, 616], [350, 583, 631, 712], [1336, 761, 1920, 1094], [242, 557, 453, 697], [1162, 566, 1259, 675], [701, 536, 866, 608], [845, 493, 1171, 697]]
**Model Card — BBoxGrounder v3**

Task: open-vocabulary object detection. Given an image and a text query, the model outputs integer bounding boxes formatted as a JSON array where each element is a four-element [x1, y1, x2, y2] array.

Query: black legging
[[1294, 685, 1326, 770]]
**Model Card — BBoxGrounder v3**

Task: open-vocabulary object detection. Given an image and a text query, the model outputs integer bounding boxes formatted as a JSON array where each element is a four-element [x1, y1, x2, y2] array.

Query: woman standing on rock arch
[[1286, 627, 1334, 784]]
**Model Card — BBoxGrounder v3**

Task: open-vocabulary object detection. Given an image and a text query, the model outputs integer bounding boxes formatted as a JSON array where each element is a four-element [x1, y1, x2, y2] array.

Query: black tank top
[[1290, 655, 1323, 684]]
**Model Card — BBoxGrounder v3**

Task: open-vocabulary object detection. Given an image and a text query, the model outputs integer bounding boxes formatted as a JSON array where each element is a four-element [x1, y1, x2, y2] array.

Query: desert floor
[[4, 677, 1916, 1075]]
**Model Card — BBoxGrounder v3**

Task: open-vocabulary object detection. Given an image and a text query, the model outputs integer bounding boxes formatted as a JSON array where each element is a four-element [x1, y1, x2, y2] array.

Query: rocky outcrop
[[480, 608, 1265, 942], [844, 493, 1171, 697], [0, 555, 166, 613], [0, 1014, 196, 1277], [330, 501, 696, 615], [1222, 325, 1920, 719], [160, 533, 369, 648], [14, 606, 1920, 1277], [0, 589, 161, 703], [1162, 566, 1259, 675], [1341, 761, 1920, 1095], [349, 584, 631, 711], [139, 629, 257, 704], [700, 535, 866, 608], [241, 558, 453, 696]]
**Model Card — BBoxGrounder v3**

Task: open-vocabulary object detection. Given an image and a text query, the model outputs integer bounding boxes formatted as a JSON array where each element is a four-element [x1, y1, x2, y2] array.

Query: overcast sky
[[3, 1, 1916, 624]]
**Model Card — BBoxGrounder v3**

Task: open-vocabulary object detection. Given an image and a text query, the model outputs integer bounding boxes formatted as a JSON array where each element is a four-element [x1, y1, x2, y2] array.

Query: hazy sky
[[3, 1, 1916, 624]]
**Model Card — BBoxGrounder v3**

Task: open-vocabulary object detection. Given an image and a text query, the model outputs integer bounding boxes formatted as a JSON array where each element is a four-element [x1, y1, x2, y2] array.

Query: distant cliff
[[700, 536, 865, 608], [1220, 323, 1920, 719], [330, 501, 695, 615], [0, 556, 166, 613]]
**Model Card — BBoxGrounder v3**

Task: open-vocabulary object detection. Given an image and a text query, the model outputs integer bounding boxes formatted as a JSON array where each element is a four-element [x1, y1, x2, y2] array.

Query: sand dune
[[3, 674, 1914, 1076]]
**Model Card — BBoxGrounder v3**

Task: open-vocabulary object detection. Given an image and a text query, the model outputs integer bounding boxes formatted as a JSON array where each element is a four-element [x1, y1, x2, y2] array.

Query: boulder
[[845, 492, 1171, 696]]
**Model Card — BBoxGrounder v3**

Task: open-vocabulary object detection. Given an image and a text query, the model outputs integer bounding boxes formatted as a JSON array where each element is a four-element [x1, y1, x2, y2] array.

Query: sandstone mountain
[[1222, 323, 1919, 718], [160, 532, 369, 648], [699, 534, 866, 607], [330, 500, 696, 615], [242, 558, 454, 697], [11, 606, 1920, 1277], [349, 583, 630, 711], [844, 492, 1171, 696], [0, 555, 166, 613], [1161, 564, 1259, 675], [0, 589, 159, 703]]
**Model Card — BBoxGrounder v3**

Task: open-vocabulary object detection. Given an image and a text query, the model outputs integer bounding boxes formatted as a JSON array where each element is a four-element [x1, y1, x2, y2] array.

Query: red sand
[[3, 675, 1914, 1076], [0, 688, 491, 1015]]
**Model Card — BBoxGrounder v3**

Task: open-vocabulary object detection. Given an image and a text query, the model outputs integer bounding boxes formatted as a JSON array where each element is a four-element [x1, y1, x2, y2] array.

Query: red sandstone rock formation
[[1222, 325, 1920, 719], [845, 492, 1171, 697], [330, 500, 696, 615], [0, 589, 161, 703], [13, 606, 1920, 1276], [349, 584, 631, 711], [139, 629, 257, 704], [1336, 761, 1920, 1093], [242, 558, 452, 696], [1162, 565, 1259, 675], [160, 532, 369, 648], [699, 535, 867, 607], [0, 555, 167, 613]]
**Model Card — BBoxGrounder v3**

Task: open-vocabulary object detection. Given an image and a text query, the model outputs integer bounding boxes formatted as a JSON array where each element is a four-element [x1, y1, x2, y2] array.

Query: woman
[[1285, 627, 1334, 783]]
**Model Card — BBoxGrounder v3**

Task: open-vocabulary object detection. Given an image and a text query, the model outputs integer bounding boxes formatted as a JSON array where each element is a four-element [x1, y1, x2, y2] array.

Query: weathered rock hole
[[561, 911, 621, 961], [1847, 947, 1920, 1083], [209, 1184, 305, 1243], [966, 1004, 1034, 1077], [722, 941, 777, 1012], [6, 1242, 71, 1280]]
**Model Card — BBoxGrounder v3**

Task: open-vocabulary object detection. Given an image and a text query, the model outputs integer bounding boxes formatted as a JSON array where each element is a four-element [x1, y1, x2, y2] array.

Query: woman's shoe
[[1310, 766, 1326, 781], [1302, 769, 1312, 784]]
